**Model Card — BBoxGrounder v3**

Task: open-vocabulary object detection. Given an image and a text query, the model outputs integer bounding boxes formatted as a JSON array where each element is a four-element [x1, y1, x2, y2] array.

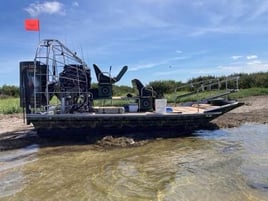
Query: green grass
[[0, 97, 22, 114], [229, 88, 268, 99]]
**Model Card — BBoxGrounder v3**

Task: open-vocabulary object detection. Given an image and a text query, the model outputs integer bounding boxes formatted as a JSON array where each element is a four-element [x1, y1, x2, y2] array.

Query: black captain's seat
[[131, 79, 158, 97], [131, 79, 161, 112], [93, 64, 128, 84], [91, 64, 128, 99]]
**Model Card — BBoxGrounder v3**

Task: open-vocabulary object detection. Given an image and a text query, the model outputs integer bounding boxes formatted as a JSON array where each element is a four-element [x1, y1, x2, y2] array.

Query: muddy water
[[0, 124, 268, 201]]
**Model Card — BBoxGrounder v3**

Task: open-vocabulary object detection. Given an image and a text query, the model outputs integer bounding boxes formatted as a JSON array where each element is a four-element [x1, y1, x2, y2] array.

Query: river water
[[0, 124, 267, 201]]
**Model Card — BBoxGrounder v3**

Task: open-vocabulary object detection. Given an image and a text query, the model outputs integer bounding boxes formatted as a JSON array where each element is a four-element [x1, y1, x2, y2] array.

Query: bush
[[148, 80, 183, 96], [0, 85, 20, 97]]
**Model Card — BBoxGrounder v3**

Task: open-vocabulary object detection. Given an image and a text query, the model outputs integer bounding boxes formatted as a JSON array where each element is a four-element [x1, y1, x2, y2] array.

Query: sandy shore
[[212, 95, 268, 128], [0, 95, 267, 136], [0, 114, 33, 136]]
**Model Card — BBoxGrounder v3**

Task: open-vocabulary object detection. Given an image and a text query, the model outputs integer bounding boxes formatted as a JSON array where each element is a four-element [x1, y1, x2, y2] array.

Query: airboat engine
[[20, 39, 92, 114]]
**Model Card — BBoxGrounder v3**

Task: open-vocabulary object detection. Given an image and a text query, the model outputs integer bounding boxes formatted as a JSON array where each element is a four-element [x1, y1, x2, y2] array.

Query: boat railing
[[174, 76, 240, 105]]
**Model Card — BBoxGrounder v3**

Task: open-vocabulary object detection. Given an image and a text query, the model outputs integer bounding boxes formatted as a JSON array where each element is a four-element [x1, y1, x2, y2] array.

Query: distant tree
[[0, 85, 20, 97], [186, 72, 268, 89], [187, 75, 216, 85], [148, 80, 183, 96], [239, 74, 255, 88], [113, 85, 134, 96], [238, 72, 268, 89], [254, 72, 268, 88]]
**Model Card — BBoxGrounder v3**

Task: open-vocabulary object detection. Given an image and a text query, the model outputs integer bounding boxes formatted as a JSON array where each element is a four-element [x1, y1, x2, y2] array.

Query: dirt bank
[[0, 96, 267, 137], [0, 114, 33, 136], [212, 95, 268, 128]]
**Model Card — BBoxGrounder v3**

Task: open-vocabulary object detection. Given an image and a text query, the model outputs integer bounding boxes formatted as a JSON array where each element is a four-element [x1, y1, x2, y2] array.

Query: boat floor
[[173, 104, 219, 114], [71, 105, 219, 116], [91, 104, 219, 115]]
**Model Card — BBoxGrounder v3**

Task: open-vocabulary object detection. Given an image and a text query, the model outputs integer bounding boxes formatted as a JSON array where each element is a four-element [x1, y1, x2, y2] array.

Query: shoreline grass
[[0, 97, 22, 114]]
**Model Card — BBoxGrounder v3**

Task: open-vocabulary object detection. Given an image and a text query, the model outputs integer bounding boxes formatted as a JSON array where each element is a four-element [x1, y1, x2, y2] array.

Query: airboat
[[20, 39, 243, 135]]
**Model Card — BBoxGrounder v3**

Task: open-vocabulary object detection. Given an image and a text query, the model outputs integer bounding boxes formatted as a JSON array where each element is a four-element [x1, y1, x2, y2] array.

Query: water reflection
[[0, 124, 268, 201], [0, 144, 39, 198]]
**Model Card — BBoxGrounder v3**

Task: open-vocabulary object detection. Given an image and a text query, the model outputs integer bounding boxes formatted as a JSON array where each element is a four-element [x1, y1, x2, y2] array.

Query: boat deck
[[173, 106, 204, 114], [172, 104, 220, 114]]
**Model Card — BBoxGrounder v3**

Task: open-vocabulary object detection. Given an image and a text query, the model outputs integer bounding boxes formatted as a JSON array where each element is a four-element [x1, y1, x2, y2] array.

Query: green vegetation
[[164, 87, 268, 103], [113, 85, 134, 96], [0, 85, 21, 114], [1, 72, 267, 114], [148, 72, 268, 95], [0, 85, 19, 98], [229, 88, 268, 99], [0, 97, 22, 114]]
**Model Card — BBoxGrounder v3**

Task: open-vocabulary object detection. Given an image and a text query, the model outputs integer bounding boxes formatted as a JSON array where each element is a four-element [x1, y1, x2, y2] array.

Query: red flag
[[24, 19, 40, 31]]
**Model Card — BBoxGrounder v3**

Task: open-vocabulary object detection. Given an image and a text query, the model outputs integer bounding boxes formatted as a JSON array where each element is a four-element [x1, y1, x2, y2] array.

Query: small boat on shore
[[20, 39, 243, 135]]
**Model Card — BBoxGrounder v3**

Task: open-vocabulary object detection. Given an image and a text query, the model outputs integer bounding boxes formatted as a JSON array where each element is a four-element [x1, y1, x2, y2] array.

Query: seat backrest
[[131, 79, 157, 97], [93, 64, 113, 83], [93, 64, 128, 84], [115, 65, 128, 82]]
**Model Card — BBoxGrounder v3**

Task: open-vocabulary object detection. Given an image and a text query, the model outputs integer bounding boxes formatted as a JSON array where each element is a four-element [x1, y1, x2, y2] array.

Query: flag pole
[[38, 27, 40, 44], [38, 20, 41, 43]]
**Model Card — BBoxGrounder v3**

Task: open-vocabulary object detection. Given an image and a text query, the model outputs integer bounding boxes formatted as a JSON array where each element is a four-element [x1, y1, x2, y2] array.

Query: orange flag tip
[[25, 19, 40, 31]]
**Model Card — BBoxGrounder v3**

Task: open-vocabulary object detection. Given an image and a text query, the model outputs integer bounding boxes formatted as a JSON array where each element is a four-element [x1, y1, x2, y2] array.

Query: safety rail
[[174, 76, 240, 105]]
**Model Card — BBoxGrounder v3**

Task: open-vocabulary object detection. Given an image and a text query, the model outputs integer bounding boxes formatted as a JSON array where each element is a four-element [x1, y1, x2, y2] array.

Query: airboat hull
[[26, 101, 243, 135]]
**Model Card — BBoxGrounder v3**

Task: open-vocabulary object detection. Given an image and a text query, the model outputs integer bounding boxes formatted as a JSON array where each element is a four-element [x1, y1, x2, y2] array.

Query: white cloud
[[190, 26, 238, 36], [218, 60, 268, 74], [158, 57, 268, 79], [130, 62, 160, 71], [247, 60, 262, 65], [72, 1, 79, 7], [231, 55, 243, 60], [182, 1, 268, 36], [249, 1, 268, 20], [25, 1, 65, 17], [129, 56, 189, 71], [246, 55, 258, 60]]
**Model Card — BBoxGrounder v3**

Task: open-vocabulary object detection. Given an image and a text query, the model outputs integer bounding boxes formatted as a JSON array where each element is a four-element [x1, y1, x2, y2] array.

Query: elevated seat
[[91, 64, 128, 99], [93, 64, 128, 84], [131, 79, 157, 97], [131, 79, 158, 112]]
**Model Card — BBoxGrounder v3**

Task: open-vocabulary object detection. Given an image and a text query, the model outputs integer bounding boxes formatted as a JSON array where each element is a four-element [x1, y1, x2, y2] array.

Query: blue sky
[[1, 0, 268, 86]]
